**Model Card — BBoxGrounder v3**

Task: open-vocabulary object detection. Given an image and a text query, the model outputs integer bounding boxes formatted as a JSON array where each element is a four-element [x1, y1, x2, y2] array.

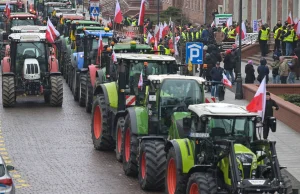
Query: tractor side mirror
[[6, 165, 14, 171], [71, 41, 75, 49], [183, 117, 192, 135], [267, 117, 276, 132]]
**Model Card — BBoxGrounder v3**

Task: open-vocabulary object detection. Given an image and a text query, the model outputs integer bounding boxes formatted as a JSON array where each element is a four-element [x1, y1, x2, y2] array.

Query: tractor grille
[[236, 154, 253, 179], [26, 64, 39, 74]]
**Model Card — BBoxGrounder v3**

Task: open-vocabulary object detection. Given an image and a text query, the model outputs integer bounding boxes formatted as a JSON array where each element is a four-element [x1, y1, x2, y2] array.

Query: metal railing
[[235, 33, 258, 45]]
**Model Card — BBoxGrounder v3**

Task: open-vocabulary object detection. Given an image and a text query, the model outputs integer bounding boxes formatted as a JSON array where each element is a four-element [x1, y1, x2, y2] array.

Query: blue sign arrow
[[185, 42, 204, 65]]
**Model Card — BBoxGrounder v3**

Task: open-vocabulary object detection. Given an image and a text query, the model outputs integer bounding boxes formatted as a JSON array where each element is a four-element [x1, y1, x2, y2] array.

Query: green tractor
[[164, 103, 293, 194], [91, 54, 179, 160], [118, 74, 207, 191]]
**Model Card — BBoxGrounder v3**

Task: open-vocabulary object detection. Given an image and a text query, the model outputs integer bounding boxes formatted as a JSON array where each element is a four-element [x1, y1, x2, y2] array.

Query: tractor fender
[[125, 107, 148, 135], [95, 69, 105, 85], [2, 72, 14, 76], [165, 139, 195, 174], [50, 72, 61, 76], [48, 56, 59, 73], [187, 165, 212, 175], [140, 136, 166, 142], [112, 110, 128, 138], [95, 84, 110, 107], [94, 82, 118, 108], [2, 57, 11, 73], [88, 64, 99, 87]]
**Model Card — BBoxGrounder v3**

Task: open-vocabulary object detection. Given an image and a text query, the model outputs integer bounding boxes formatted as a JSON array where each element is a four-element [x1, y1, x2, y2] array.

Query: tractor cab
[[164, 103, 291, 194], [43, 2, 70, 20], [111, 41, 152, 54], [55, 13, 84, 34], [0, 0, 23, 14], [8, 13, 37, 30]]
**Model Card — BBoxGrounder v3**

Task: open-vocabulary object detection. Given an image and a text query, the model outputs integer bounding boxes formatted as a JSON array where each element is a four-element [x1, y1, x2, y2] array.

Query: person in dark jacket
[[210, 62, 223, 98], [257, 58, 270, 83], [293, 42, 300, 80], [263, 92, 279, 139], [203, 53, 214, 92], [223, 49, 235, 85], [245, 60, 255, 83]]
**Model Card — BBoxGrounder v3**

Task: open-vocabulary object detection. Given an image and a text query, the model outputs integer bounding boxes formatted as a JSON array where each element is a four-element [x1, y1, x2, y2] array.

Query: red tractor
[[1, 33, 63, 107]]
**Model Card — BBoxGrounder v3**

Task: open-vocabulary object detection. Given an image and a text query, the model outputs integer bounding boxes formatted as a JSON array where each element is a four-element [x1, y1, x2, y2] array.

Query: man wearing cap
[[263, 92, 279, 139]]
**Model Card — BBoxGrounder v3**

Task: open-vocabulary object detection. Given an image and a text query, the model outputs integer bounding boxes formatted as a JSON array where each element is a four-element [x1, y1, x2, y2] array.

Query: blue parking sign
[[186, 42, 203, 64]]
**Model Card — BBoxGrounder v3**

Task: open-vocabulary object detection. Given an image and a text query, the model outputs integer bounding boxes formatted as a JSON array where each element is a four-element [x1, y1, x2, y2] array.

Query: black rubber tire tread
[[139, 140, 166, 191], [64, 53, 70, 82], [186, 172, 217, 194], [85, 72, 93, 113], [2, 76, 15, 107], [91, 95, 114, 151], [281, 170, 293, 194], [50, 76, 63, 107], [165, 147, 188, 194], [122, 114, 138, 177], [73, 70, 79, 101], [79, 73, 86, 107], [115, 117, 125, 162]]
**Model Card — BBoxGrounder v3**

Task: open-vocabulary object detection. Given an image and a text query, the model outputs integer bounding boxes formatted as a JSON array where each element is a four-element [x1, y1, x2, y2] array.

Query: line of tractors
[[0, 2, 294, 193]]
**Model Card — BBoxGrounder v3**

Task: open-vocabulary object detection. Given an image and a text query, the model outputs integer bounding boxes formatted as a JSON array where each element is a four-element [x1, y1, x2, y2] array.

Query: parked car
[[0, 155, 15, 194]]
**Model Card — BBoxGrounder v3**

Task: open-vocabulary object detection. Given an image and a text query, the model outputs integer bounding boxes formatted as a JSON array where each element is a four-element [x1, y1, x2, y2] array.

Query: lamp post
[[235, 0, 243, 99], [157, 0, 160, 24]]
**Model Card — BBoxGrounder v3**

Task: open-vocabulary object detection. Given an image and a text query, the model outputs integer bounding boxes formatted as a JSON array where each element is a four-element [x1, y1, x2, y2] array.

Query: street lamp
[[157, 0, 160, 24], [235, 0, 243, 99]]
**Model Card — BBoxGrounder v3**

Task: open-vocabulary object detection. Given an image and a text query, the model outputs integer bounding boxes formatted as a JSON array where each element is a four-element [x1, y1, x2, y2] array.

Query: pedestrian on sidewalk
[[271, 56, 281, 83], [245, 60, 255, 84], [282, 25, 294, 56], [258, 25, 269, 56], [223, 49, 235, 84], [263, 92, 279, 140], [273, 23, 282, 52], [287, 56, 297, 83], [279, 56, 289, 84], [257, 58, 270, 84], [210, 62, 223, 98]]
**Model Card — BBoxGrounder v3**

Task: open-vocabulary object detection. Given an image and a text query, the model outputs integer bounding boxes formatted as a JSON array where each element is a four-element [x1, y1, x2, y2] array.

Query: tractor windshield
[[0, 5, 17, 12], [11, 19, 35, 27], [15, 42, 47, 74], [92, 37, 109, 49], [206, 116, 255, 141]]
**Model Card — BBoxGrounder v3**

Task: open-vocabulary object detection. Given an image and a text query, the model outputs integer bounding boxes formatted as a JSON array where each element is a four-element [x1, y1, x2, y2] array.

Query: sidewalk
[[208, 89, 300, 188]]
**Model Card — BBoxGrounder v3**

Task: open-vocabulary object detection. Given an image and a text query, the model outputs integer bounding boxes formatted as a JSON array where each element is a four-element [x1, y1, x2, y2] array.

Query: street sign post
[[185, 42, 203, 64], [89, 0, 100, 17]]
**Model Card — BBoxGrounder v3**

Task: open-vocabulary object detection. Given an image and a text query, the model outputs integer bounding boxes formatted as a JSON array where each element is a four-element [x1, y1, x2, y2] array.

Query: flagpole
[[235, 0, 243, 100], [157, 0, 159, 25]]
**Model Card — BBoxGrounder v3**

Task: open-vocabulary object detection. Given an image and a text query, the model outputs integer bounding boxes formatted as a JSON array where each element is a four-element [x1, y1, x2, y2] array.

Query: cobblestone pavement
[[0, 80, 161, 194]]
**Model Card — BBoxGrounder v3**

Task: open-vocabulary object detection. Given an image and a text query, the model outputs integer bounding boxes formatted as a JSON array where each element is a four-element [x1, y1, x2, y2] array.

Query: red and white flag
[[159, 22, 164, 40], [111, 49, 117, 63], [154, 38, 158, 55], [226, 17, 232, 27], [46, 18, 60, 43], [246, 76, 267, 120], [222, 73, 232, 88], [162, 21, 169, 38], [146, 32, 153, 44], [211, 20, 215, 27], [296, 21, 300, 36], [241, 21, 247, 39], [294, 17, 299, 24], [154, 25, 160, 40], [96, 34, 103, 64], [114, 0, 123, 24], [287, 11, 294, 24], [138, 71, 143, 89], [138, 0, 146, 26], [5, 0, 10, 17]]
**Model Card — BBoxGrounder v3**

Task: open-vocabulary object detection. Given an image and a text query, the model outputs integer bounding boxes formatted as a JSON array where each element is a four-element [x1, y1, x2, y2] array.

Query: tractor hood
[[234, 144, 257, 167]]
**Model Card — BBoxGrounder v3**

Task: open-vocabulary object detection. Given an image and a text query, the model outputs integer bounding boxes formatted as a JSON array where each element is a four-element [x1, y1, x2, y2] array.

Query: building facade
[[161, 0, 300, 28]]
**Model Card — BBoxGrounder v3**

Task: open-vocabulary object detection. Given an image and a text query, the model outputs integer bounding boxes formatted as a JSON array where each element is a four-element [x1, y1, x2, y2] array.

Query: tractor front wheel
[[85, 72, 93, 113], [115, 117, 125, 162], [138, 140, 166, 191], [50, 76, 63, 107], [165, 147, 187, 194], [186, 172, 217, 194], [2, 76, 15, 107], [122, 114, 138, 177], [79, 73, 86, 107], [91, 95, 114, 150]]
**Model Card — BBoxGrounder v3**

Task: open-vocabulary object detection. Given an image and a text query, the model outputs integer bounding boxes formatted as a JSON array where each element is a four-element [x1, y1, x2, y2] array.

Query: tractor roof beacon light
[[130, 41, 137, 49], [104, 27, 109, 32]]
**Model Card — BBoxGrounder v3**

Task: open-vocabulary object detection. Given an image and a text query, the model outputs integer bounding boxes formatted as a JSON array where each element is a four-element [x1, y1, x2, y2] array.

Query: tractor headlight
[[252, 161, 257, 169], [251, 169, 256, 178]]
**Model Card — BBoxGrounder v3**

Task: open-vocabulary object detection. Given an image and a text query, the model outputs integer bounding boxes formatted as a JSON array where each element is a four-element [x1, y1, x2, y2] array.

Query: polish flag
[[154, 38, 158, 55], [211, 20, 215, 27], [174, 35, 180, 56], [159, 22, 164, 40], [5, 0, 10, 17], [146, 32, 152, 44], [154, 25, 160, 40], [46, 18, 60, 43], [296, 21, 300, 36], [222, 73, 232, 88], [114, 0, 123, 24], [162, 21, 169, 38], [241, 21, 247, 39], [287, 11, 294, 24], [294, 17, 299, 24], [111, 49, 117, 63], [138, 71, 143, 89], [246, 76, 267, 120], [96, 34, 103, 64], [226, 17, 232, 27], [138, 0, 146, 26]]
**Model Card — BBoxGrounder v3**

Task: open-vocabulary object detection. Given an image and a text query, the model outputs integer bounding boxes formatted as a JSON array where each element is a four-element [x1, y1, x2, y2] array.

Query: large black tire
[[2, 76, 15, 107], [281, 170, 293, 194], [91, 95, 114, 151], [85, 72, 93, 113], [165, 147, 188, 194], [115, 117, 125, 162], [122, 114, 138, 177], [72, 70, 79, 101], [138, 140, 166, 191], [63, 54, 69, 81], [79, 73, 86, 107], [50, 76, 63, 107], [186, 172, 217, 194]]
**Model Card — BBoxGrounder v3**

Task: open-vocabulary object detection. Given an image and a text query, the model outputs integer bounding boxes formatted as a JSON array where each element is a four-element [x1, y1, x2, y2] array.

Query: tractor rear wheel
[[165, 147, 188, 194], [2, 76, 15, 107], [122, 114, 138, 177], [115, 117, 125, 162], [91, 95, 114, 150], [85, 72, 93, 113], [186, 172, 217, 194], [50, 76, 63, 107], [138, 140, 166, 191], [79, 73, 86, 107]]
